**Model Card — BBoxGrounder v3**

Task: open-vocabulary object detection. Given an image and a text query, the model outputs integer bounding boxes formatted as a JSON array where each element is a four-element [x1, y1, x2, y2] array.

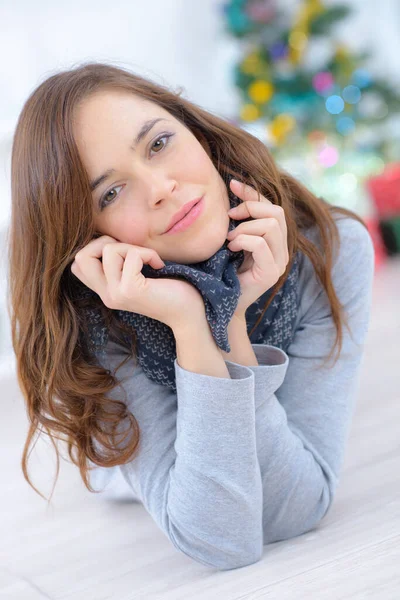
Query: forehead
[[73, 90, 175, 140]]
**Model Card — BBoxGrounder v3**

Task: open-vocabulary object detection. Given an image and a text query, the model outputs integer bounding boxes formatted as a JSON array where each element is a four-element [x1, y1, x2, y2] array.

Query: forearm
[[173, 318, 231, 379], [220, 315, 259, 367]]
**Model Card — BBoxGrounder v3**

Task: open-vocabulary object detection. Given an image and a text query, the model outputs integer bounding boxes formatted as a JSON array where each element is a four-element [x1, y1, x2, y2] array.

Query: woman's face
[[73, 90, 231, 264]]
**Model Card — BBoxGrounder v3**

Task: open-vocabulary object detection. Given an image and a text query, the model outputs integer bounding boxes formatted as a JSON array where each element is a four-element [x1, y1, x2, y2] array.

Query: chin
[[171, 243, 220, 265], [193, 235, 227, 262]]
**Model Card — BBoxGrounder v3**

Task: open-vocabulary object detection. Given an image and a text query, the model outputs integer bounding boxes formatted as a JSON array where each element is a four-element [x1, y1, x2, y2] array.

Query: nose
[[137, 165, 178, 209]]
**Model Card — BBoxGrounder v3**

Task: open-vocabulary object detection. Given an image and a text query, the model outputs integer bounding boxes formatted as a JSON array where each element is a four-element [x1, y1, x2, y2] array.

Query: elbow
[[218, 549, 263, 571], [274, 515, 324, 544], [264, 513, 324, 545], [264, 486, 333, 544], [163, 481, 264, 570], [201, 548, 263, 571], [168, 524, 263, 571], [182, 545, 263, 571]]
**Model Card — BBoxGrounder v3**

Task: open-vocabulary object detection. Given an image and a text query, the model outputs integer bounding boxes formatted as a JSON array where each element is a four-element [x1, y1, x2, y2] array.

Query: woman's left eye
[[150, 133, 174, 155]]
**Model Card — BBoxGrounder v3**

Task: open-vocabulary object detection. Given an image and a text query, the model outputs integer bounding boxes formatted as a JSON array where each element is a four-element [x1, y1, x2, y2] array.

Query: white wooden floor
[[1, 256, 399, 600]]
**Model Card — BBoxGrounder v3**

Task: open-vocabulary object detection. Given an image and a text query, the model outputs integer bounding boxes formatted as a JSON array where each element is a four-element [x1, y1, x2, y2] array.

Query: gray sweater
[[91, 215, 375, 571]]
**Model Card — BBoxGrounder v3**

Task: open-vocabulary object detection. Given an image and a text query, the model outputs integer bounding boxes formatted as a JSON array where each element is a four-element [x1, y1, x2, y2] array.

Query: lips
[[165, 197, 203, 233]]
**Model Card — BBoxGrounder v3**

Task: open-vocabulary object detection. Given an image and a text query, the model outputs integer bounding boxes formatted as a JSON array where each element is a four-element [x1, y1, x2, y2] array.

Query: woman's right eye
[[100, 185, 124, 210]]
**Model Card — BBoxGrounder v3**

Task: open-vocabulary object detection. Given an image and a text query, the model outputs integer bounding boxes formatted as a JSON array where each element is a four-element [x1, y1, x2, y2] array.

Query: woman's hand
[[70, 236, 207, 331], [226, 179, 290, 319]]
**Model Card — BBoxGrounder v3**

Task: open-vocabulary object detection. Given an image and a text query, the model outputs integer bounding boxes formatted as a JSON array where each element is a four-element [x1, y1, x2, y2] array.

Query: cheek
[[111, 213, 148, 245], [178, 145, 214, 178]]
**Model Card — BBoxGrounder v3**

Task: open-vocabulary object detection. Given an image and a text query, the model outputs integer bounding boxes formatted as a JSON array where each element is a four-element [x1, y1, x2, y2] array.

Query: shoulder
[[298, 213, 375, 293], [295, 214, 375, 335], [302, 213, 374, 266]]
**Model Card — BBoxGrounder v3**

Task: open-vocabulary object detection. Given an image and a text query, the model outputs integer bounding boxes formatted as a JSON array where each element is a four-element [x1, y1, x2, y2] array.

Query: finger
[[227, 211, 289, 264], [74, 235, 120, 261], [229, 179, 262, 202], [102, 243, 125, 289], [227, 217, 279, 239], [72, 249, 109, 298], [230, 178, 278, 207], [228, 191, 287, 239], [73, 236, 120, 299], [119, 246, 164, 292], [229, 197, 286, 233], [228, 229, 287, 276], [228, 234, 277, 282]]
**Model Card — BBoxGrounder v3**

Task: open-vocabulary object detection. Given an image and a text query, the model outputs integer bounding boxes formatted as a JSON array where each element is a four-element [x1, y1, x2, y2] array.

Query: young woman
[[8, 62, 374, 571]]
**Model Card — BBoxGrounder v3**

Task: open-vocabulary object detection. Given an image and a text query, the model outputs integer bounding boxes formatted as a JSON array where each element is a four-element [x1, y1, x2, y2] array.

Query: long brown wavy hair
[[7, 61, 369, 503]]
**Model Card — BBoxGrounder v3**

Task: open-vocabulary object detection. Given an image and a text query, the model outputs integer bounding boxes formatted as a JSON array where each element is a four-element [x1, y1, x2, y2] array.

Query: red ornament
[[366, 163, 400, 219], [364, 216, 387, 272]]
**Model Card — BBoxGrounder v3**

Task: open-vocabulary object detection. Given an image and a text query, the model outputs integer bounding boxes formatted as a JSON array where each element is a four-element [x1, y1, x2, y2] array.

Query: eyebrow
[[89, 117, 169, 193]]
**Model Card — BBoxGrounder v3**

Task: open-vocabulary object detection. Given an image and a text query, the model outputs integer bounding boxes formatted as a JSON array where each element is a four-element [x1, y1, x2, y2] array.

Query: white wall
[[0, 0, 239, 137]]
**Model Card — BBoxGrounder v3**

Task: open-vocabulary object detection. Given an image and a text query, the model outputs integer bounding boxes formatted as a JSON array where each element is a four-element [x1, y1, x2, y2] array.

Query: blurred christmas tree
[[221, 0, 400, 231]]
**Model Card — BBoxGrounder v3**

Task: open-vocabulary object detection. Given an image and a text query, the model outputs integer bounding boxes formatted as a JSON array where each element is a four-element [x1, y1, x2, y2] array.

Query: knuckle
[[269, 217, 280, 228], [104, 291, 119, 310], [119, 281, 130, 297], [104, 237, 119, 247], [101, 238, 120, 254], [102, 242, 119, 257]]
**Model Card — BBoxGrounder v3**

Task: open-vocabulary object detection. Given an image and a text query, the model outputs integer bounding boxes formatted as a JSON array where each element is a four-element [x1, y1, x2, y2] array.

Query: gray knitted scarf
[[76, 174, 300, 391]]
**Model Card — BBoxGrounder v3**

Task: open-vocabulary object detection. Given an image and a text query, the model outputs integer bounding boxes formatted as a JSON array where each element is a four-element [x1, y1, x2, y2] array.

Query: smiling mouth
[[164, 196, 205, 235]]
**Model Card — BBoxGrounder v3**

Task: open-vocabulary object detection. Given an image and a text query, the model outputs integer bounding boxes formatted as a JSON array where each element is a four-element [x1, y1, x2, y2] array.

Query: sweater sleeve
[[237, 216, 375, 544], [92, 335, 286, 570]]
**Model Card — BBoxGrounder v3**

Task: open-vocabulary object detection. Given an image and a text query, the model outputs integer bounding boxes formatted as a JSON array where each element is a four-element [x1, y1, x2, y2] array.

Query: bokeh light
[[342, 85, 361, 104], [325, 95, 345, 114], [318, 146, 339, 167], [312, 72, 335, 95], [270, 41, 288, 60], [289, 31, 308, 51], [336, 116, 356, 135], [248, 80, 274, 103], [352, 68, 372, 88]]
